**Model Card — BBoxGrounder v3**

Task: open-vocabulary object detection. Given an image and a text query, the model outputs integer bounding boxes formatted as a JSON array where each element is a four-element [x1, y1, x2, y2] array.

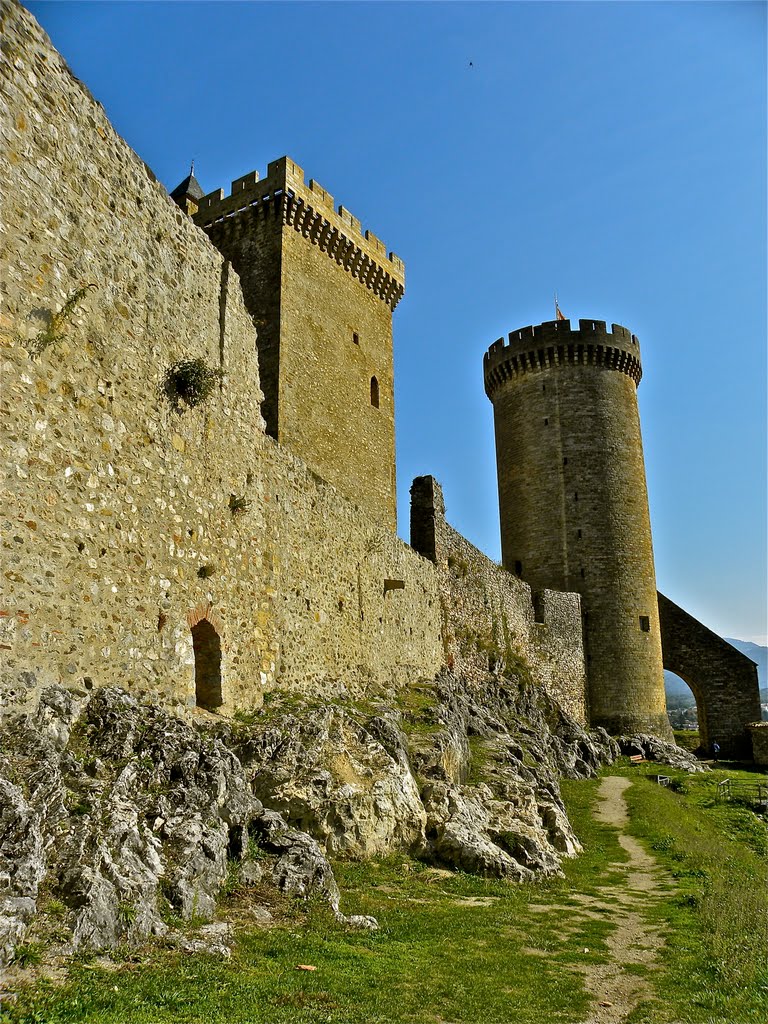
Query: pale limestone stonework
[[194, 158, 403, 532], [410, 476, 587, 722], [0, 1, 583, 719]]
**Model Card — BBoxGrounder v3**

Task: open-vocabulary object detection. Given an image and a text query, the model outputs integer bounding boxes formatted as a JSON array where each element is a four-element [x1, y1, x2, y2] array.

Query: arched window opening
[[370, 376, 380, 408], [192, 618, 222, 709]]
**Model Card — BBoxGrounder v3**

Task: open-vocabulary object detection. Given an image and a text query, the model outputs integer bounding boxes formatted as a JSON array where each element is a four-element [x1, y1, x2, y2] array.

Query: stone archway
[[187, 602, 224, 710], [663, 668, 707, 751], [658, 592, 760, 760]]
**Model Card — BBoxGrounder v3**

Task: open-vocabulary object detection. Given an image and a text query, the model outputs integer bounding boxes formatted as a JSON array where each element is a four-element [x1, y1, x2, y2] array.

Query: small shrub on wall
[[162, 358, 221, 412], [229, 494, 250, 516]]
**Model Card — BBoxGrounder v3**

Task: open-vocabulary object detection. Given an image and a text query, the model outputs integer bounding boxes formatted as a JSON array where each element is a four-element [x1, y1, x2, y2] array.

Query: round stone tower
[[483, 318, 671, 738]]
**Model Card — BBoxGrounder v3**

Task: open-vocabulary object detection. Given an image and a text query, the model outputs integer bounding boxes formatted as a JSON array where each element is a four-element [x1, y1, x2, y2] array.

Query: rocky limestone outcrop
[[219, 672, 619, 882], [0, 777, 43, 969], [618, 734, 710, 773], [3, 671, 704, 969], [0, 686, 370, 970], [229, 705, 427, 856]]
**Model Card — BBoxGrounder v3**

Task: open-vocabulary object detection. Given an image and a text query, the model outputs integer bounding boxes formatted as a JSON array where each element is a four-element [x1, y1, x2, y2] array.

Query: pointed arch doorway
[[187, 602, 224, 710]]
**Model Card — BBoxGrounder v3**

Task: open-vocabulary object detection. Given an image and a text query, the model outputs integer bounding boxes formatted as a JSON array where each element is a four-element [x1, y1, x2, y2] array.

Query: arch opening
[[664, 670, 704, 750], [370, 376, 379, 408], [192, 618, 222, 709], [664, 666, 708, 753]]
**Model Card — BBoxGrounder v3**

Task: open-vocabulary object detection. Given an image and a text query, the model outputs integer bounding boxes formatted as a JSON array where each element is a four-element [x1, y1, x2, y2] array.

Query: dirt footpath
[[576, 775, 670, 1024]]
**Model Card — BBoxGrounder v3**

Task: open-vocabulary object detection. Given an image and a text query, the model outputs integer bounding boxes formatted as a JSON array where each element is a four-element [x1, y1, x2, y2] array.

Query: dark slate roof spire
[[170, 162, 204, 204]]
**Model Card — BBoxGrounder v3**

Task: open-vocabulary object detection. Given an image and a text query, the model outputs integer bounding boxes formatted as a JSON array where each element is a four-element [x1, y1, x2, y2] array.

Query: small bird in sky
[[469, 60, 474, 68]]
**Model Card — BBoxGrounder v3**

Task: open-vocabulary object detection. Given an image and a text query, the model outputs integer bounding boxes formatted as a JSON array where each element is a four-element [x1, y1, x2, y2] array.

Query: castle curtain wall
[[0, 1, 440, 710], [1, 0, 270, 710], [1, 1, 585, 719], [410, 476, 587, 723]]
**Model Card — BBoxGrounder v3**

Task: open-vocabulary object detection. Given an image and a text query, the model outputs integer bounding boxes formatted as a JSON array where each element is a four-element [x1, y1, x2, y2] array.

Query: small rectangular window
[[352, 331, 359, 345], [383, 578, 405, 595], [640, 615, 650, 632], [544, 418, 548, 425]]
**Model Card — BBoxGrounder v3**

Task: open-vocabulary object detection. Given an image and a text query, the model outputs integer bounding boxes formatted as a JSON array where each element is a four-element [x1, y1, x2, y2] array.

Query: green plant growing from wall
[[364, 532, 385, 556], [447, 553, 469, 577], [162, 357, 221, 413], [229, 493, 250, 517], [197, 564, 216, 579], [30, 283, 97, 356]]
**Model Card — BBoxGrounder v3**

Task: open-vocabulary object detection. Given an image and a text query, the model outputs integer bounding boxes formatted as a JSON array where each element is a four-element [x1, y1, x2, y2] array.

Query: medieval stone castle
[[0, 1, 761, 758]]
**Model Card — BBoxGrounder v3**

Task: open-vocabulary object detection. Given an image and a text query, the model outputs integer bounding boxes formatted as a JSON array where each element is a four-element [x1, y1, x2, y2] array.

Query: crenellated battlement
[[193, 156, 405, 308], [483, 318, 642, 396]]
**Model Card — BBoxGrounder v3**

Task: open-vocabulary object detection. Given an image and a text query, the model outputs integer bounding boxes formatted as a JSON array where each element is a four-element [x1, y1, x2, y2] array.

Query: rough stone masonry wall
[[256, 441, 443, 697], [747, 723, 768, 767], [202, 196, 284, 439], [410, 477, 587, 722], [657, 592, 760, 760], [0, 0, 442, 713], [0, 2, 586, 723], [1, 0, 271, 712]]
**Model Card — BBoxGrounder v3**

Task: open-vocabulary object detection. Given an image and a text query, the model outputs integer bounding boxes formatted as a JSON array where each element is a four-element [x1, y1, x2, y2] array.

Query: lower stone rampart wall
[[410, 477, 587, 722], [257, 439, 443, 697]]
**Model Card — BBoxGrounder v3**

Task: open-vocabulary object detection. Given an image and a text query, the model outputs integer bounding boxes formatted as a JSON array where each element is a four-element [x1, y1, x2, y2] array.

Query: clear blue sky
[[28, 0, 767, 644]]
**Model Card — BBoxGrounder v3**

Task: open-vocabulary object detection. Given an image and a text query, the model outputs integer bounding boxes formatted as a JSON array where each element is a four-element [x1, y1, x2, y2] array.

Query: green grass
[[611, 761, 768, 1024], [393, 684, 443, 735], [466, 734, 492, 785], [4, 766, 766, 1024], [1, 863, 609, 1023], [2, 779, 622, 1024], [9, 943, 44, 969], [673, 729, 700, 753]]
